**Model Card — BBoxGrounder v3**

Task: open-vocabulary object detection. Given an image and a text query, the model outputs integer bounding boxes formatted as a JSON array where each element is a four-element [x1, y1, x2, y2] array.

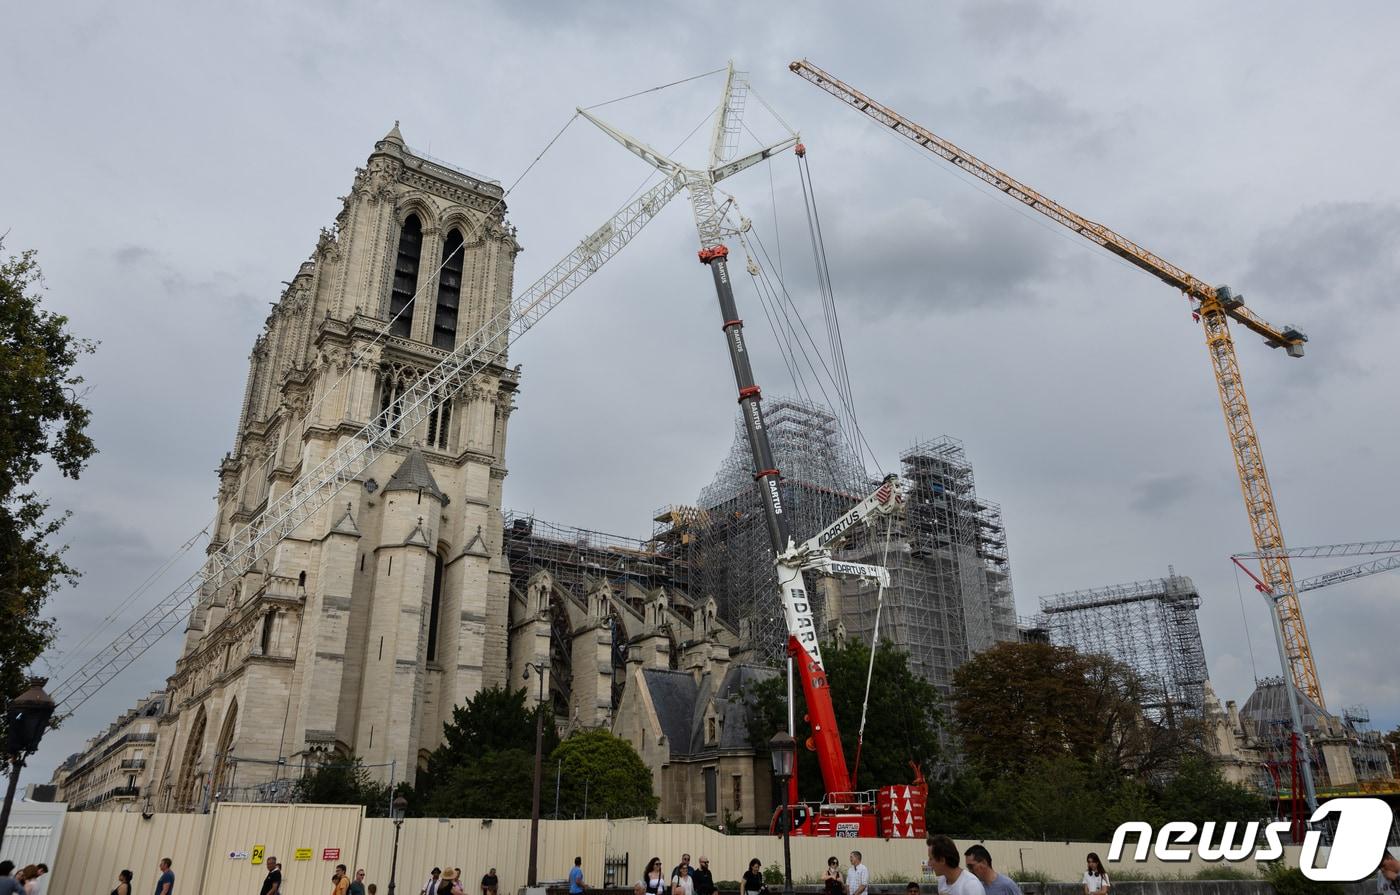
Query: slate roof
[[383, 446, 445, 502], [640, 664, 776, 758]]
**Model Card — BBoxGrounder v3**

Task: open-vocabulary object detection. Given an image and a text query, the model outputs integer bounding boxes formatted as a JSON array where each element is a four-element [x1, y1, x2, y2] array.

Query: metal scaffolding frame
[[1038, 571, 1209, 718], [658, 403, 1019, 690]]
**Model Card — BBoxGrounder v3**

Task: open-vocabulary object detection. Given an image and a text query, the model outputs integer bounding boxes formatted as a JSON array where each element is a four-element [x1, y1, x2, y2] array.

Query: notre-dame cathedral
[[136, 126, 762, 819]]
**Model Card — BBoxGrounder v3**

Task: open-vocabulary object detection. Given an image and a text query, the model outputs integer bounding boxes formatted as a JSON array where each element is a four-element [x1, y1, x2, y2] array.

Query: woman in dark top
[[112, 870, 134, 895], [742, 859, 765, 895]]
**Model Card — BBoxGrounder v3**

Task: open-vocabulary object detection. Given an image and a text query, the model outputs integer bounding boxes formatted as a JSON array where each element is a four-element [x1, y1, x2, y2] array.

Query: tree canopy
[[293, 753, 392, 815], [416, 685, 558, 817], [550, 728, 658, 819], [0, 245, 97, 734], [746, 640, 943, 802]]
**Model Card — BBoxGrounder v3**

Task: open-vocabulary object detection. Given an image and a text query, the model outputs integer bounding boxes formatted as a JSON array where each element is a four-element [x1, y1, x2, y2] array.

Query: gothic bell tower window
[[433, 229, 464, 349], [389, 213, 423, 338]]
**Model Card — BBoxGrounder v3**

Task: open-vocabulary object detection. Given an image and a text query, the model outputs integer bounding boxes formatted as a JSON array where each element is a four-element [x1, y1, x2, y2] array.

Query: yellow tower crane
[[790, 59, 1323, 706]]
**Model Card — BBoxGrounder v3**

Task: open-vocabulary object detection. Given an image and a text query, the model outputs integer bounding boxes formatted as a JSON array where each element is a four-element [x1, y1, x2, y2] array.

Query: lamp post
[[387, 794, 408, 895], [524, 660, 548, 889], [768, 732, 796, 895], [1, 680, 56, 853]]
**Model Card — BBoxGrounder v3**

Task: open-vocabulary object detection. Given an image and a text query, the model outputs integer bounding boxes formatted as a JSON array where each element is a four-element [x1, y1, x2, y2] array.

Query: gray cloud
[[6, 2, 1400, 786], [1129, 473, 1199, 515]]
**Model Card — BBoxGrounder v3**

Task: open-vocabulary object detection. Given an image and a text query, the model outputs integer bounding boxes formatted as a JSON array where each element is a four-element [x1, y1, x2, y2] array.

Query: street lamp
[[1, 680, 56, 853], [769, 732, 796, 895], [387, 794, 408, 895], [524, 661, 548, 889]]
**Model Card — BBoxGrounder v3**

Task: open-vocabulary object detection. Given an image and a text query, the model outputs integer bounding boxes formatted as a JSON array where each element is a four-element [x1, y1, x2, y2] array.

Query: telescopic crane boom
[[790, 59, 1323, 707]]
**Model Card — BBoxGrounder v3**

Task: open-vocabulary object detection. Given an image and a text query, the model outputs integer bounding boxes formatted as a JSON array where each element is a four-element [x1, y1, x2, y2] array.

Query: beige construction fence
[[46, 803, 1300, 895]]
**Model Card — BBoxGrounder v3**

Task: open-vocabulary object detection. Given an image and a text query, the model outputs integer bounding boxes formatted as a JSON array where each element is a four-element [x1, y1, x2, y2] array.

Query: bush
[[763, 864, 785, 886], [1190, 866, 1257, 881], [1263, 864, 1343, 895]]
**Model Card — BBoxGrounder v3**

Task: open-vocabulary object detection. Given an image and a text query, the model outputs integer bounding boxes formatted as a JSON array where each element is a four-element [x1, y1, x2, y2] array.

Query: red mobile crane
[[578, 65, 928, 838]]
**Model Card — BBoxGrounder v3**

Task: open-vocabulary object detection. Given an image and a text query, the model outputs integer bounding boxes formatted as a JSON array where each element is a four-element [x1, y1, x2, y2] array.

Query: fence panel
[[48, 811, 211, 895]]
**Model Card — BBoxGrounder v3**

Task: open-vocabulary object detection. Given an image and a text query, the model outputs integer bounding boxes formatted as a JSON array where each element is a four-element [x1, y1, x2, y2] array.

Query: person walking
[[670, 856, 691, 886], [260, 858, 282, 895], [691, 858, 714, 895], [741, 860, 765, 895], [333, 863, 351, 895], [926, 837, 978, 895], [112, 870, 134, 895], [846, 853, 869, 895], [569, 858, 586, 895], [642, 858, 668, 895], [672, 866, 694, 895], [422, 869, 442, 895], [349, 869, 368, 895], [1081, 854, 1109, 895], [154, 858, 175, 895], [438, 869, 459, 895], [822, 857, 843, 895], [0, 863, 20, 895], [963, 846, 1019, 895], [480, 868, 498, 895]]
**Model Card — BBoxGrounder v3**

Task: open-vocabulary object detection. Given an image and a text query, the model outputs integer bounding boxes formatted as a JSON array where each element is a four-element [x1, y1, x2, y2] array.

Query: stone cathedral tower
[[150, 125, 522, 810]]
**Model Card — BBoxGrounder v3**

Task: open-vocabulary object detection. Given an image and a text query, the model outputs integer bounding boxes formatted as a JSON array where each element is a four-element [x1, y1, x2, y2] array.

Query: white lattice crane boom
[[50, 174, 686, 715]]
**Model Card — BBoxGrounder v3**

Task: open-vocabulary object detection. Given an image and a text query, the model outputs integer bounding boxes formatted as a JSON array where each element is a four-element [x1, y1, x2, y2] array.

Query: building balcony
[[119, 758, 147, 770]]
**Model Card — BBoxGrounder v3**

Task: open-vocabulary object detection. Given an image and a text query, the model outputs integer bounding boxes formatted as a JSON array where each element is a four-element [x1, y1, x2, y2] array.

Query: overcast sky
[[6, 2, 1399, 786]]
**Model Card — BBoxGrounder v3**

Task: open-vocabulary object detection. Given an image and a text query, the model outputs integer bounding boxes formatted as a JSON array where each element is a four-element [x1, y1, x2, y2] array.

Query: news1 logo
[[1109, 798, 1395, 882]]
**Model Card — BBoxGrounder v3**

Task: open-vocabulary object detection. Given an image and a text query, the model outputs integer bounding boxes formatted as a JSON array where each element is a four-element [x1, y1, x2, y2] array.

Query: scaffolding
[[841, 437, 1020, 693], [1038, 571, 1209, 719], [659, 404, 1020, 690]]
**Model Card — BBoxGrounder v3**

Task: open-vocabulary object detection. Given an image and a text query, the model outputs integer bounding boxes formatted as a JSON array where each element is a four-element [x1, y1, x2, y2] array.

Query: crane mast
[[789, 59, 1324, 707]]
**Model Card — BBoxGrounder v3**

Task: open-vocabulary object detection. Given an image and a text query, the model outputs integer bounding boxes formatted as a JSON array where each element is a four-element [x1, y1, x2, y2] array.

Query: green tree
[[1154, 755, 1268, 827], [951, 641, 1199, 780], [416, 685, 559, 815], [0, 245, 97, 732], [293, 753, 391, 814], [746, 640, 943, 802], [550, 729, 658, 819]]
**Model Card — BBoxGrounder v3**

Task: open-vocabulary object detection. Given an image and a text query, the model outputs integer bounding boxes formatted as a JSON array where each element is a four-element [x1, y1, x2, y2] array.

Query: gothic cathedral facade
[[150, 126, 522, 810]]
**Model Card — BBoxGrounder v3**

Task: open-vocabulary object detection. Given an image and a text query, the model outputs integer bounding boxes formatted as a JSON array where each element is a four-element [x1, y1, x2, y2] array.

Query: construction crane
[[582, 64, 929, 837], [49, 135, 697, 715], [789, 59, 1323, 706]]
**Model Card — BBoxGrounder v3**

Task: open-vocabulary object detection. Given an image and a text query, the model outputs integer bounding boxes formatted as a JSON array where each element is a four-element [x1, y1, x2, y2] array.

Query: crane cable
[[850, 510, 896, 789]]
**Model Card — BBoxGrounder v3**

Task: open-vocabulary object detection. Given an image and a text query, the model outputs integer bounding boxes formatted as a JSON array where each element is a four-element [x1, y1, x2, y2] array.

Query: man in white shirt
[[927, 835, 982, 895], [846, 852, 869, 895]]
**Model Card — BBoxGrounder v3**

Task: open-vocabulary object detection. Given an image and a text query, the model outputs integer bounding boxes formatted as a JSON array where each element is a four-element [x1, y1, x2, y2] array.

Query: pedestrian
[[643, 858, 668, 895], [670, 855, 691, 885], [350, 869, 368, 895], [846, 853, 869, 895], [113, 869, 134, 895], [741, 860, 765, 895], [0, 863, 19, 895], [261, 858, 282, 895], [154, 858, 175, 895], [634, 885, 644, 895], [907, 885, 921, 895], [822, 857, 843, 895], [692, 857, 714, 895], [422, 869, 442, 895], [963, 846, 1019, 895], [926, 837, 978, 895], [569, 858, 586, 895], [672, 865, 694, 895], [333, 863, 351, 895], [1081, 854, 1109, 895], [13, 868, 40, 895], [438, 869, 458, 895], [1379, 852, 1399, 894], [481, 868, 499, 895], [452, 868, 466, 895], [369, 886, 378, 895]]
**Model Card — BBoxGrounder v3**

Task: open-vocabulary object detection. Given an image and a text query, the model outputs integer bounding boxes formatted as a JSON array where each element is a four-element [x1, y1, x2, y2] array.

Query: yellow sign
[[251, 845, 265, 866], [295, 848, 313, 861]]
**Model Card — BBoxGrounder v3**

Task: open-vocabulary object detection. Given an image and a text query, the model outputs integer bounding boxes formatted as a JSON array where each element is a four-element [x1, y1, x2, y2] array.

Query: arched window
[[389, 214, 423, 338], [426, 552, 444, 664], [433, 229, 464, 349]]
